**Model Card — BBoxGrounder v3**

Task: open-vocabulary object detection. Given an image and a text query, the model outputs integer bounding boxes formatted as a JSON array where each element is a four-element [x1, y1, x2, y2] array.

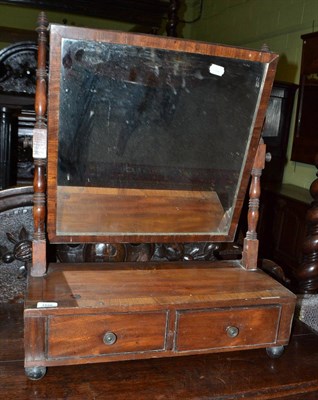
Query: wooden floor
[[1, 303, 318, 399]]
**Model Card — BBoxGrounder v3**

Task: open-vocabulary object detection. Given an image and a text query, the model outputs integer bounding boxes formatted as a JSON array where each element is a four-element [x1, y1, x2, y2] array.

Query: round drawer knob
[[103, 331, 117, 345], [226, 326, 239, 338]]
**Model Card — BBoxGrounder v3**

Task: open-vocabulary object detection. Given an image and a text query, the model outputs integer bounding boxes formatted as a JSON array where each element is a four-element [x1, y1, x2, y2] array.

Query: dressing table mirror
[[24, 13, 296, 380]]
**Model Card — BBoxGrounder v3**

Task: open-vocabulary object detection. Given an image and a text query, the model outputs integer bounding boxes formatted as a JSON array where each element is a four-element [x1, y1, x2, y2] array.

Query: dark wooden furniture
[[0, 41, 37, 189], [23, 13, 296, 380], [258, 184, 311, 287], [295, 159, 318, 293], [262, 81, 297, 184], [258, 172, 318, 295], [292, 31, 318, 165], [3, 303, 318, 399]]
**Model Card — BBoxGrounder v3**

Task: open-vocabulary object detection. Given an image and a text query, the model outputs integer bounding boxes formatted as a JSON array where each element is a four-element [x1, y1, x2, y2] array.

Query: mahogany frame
[[45, 24, 278, 245]]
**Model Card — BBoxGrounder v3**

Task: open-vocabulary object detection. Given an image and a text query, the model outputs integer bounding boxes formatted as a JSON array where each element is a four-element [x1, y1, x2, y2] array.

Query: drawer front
[[47, 311, 167, 359], [175, 306, 281, 352]]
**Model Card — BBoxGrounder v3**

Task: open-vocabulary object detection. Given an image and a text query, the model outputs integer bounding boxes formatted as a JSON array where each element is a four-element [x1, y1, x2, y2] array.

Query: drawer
[[175, 306, 281, 352], [47, 311, 167, 359]]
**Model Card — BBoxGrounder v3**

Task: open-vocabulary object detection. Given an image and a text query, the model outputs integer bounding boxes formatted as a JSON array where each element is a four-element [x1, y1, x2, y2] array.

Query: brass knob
[[226, 326, 239, 338], [103, 331, 117, 345]]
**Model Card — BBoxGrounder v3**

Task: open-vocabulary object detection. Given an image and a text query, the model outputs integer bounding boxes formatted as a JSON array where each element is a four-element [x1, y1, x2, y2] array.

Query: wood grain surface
[[3, 303, 318, 399], [56, 186, 225, 235], [24, 261, 296, 368]]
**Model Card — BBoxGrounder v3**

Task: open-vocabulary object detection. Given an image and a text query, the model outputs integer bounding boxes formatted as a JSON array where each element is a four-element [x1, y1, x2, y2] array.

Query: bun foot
[[266, 346, 284, 358], [25, 366, 47, 380]]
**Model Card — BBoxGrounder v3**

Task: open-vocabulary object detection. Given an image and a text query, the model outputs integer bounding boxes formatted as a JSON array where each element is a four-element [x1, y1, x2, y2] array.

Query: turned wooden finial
[[242, 140, 266, 270], [296, 154, 318, 293], [166, 0, 180, 37], [34, 12, 48, 130], [32, 12, 49, 277]]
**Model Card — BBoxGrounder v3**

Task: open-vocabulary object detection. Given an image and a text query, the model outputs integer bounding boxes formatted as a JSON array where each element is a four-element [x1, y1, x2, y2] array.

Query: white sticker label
[[33, 128, 47, 159], [209, 64, 225, 76], [37, 301, 58, 308]]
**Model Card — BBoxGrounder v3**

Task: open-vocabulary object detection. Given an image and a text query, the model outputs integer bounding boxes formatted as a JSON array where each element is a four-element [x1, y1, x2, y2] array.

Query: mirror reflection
[[56, 39, 265, 236]]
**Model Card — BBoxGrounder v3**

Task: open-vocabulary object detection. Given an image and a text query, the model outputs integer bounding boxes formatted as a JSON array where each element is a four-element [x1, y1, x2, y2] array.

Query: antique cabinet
[[24, 13, 296, 380], [292, 31, 318, 164], [258, 184, 311, 286]]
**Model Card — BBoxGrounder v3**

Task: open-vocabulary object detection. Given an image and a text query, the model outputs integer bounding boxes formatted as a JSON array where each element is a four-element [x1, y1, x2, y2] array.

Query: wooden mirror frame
[[34, 18, 278, 256], [43, 24, 278, 245]]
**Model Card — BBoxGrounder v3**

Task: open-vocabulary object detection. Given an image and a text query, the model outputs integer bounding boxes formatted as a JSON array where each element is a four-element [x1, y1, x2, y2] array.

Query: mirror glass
[[56, 38, 265, 236]]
